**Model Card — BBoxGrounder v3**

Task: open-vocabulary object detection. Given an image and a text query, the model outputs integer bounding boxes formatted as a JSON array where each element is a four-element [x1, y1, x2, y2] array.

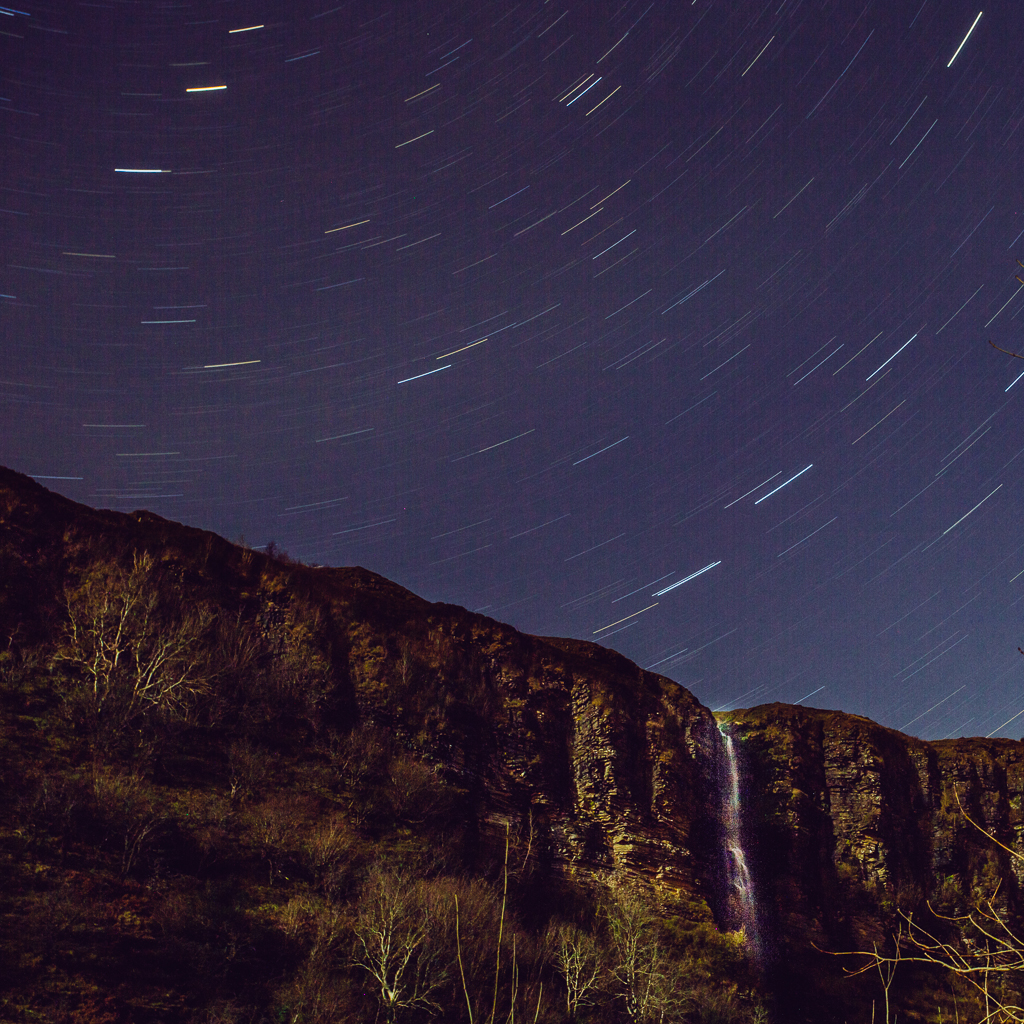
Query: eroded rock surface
[[3, 464, 1023, 968], [724, 704, 1024, 960]]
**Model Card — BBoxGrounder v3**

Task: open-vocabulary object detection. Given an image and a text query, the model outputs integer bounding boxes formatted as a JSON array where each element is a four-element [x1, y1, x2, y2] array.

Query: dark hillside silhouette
[[1, 465, 1021, 1023]]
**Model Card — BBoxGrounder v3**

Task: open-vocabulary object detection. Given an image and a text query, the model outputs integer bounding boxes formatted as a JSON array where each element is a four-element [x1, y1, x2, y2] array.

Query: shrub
[[51, 551, 214, 754]]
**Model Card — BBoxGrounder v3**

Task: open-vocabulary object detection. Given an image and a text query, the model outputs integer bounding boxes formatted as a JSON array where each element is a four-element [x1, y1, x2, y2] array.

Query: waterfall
[[719, 725, 760, 958]]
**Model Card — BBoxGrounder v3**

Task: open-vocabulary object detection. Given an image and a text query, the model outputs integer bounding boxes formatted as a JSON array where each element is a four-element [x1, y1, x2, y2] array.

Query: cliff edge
[[2, 464, 1022, 1021]]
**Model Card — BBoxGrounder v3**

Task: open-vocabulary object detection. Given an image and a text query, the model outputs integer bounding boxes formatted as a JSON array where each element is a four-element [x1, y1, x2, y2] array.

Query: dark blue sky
[[4, 0, 1024, 739]]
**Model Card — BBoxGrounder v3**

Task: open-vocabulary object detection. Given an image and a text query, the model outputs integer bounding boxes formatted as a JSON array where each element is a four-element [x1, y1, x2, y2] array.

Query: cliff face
[[724, 704, 1024, 961], [0, 466, 727, 917], [2, 465, 1023, 971]]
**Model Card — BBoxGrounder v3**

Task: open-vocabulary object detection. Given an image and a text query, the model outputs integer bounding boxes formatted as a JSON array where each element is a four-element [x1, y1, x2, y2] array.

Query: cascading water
[[719, 724, 760, 959]]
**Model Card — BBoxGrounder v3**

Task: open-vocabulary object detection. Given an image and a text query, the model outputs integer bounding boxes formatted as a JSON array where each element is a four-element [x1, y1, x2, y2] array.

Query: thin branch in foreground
[[953, 786, 1024, 866], [989, 340, 1024, 360]]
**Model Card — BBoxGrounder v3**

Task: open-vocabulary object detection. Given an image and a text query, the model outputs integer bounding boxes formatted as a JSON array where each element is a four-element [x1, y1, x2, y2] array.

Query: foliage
[[51, 551, 214, 753], [831, 789, 1024, 1023], [352, 869, 450, 1021], [0, 502, 772, 1023]]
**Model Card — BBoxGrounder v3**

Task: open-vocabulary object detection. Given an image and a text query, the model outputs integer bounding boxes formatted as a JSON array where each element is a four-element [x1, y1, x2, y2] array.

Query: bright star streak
[[566, 77, 602, 106], [1006, 368, 1024, 392], [397, 365, 451, 384], [742, 35, 775, 76], [653, 561, 721, 595], [901, 685, 966, 732], [593, 602, 658, 634], [724, 472, 781, 508], [754, 465, 813, 504], [985, 281, 1024, 328], [325, 220, 370, 234], [793, 685, 825, 706], [948, 12, 982, 67], [573, 437, 629, 465], [987, 704, 1024, 738], [941, 484, 1002, 536], [866, 334, 916, 380]]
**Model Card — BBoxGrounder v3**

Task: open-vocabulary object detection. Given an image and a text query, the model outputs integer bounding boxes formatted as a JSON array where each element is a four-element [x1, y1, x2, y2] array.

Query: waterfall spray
[[719, 724, 760, 959]]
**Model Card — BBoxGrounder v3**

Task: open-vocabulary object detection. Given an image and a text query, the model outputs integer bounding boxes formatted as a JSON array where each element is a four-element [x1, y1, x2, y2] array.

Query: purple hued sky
[[4, 0, 1024, 739]]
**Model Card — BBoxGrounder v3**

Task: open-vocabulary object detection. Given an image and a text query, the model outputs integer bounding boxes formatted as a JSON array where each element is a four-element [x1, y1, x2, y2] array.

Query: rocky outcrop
[[723, 704, 1024, 961], [2, 464, 1023, 968], [336, 602, 729, 918], [0, 466, 728, 920]]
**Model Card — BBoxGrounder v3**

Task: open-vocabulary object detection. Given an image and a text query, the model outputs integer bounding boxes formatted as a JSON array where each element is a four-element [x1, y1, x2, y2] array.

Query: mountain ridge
[[2, 463, 1023, 1022]]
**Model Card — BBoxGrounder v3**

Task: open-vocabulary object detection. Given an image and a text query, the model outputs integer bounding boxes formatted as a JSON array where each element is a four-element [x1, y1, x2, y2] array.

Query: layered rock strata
[[2, 465, 1023, 963]]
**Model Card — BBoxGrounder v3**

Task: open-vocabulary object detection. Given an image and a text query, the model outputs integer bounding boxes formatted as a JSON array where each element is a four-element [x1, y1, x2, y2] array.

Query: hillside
[[1, 465, 1022, 1023]]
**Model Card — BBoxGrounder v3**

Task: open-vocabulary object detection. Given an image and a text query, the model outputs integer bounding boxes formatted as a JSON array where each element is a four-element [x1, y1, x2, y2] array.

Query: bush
[[51, 551, 214, 755], [89, 767, 165, 877]]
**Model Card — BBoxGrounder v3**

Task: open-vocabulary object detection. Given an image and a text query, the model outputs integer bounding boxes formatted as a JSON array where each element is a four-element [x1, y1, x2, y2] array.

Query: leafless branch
[[353, 869, 449, 1022], [818, 779, 1024, 1021], [989, 340, 1024, 360], [52, 551, 213, 738]]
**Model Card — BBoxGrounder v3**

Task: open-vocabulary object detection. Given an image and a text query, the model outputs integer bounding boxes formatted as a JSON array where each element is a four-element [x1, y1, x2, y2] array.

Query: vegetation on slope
[[0, 468, 766, 1024]]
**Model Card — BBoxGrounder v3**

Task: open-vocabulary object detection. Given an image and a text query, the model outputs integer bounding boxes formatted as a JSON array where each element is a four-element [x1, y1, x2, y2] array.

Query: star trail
[[4, 0, 1024, 739]]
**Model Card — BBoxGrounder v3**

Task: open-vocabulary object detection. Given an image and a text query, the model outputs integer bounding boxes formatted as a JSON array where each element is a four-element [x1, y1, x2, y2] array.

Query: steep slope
[[2, 463, 1024, 1023], [0, 466, 745, 1022], [724, 704, 1024, 968], [0, 466, 725, 905]]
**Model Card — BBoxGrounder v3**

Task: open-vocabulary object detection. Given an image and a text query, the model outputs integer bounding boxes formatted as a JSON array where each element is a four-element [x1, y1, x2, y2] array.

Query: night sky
[[5, 0, 1024, 740]]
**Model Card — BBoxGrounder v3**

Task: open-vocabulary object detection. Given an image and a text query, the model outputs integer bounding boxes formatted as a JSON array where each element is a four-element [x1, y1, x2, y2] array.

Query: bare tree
[[553, 923, 602, 1023], [90, 767, 164, 877], [840, 894, 1024, 1022], [831, 789, 1024, 1023], [353, 869, 450, 1022], [301, 815, 353, 897], [608, 892, 680, 1024], [52, 551, 213, 742], [870, 940, 900, 1024], [279, 895, 350, 1024], [227, 738, 269, 803]]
